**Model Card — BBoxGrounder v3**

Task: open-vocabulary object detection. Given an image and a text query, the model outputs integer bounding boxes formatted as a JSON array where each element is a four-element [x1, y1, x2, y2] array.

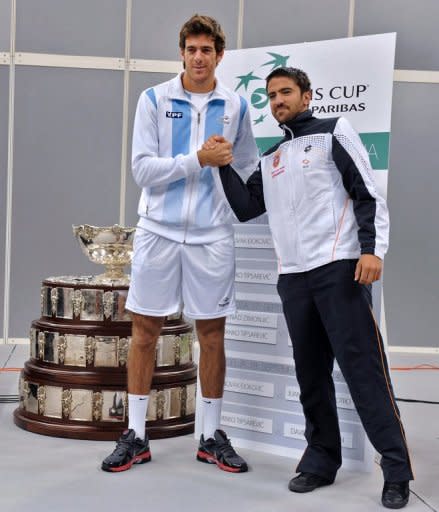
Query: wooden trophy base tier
[[22, 360, 197, 387], [15, 362, 197, 440], [13, 409, 196, 441]]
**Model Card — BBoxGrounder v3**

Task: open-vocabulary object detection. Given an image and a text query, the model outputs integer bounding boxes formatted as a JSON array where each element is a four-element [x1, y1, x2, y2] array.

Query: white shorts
[[126, 228, 236, 319]]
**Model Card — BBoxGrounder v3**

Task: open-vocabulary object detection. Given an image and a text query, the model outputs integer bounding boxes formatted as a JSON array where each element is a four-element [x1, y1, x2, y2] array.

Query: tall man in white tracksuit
[[101, 15, 258, 474], [210, 67, 413, 508]]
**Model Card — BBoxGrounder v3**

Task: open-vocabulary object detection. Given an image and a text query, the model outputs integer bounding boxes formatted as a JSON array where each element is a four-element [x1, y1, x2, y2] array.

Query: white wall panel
[[0, 67, 9, 336], [10, 67, 124, 337], [16, 0, 125, 57], [355, 0, 439, 70], [385, 82, 439, 347], [131, 0, 239, 60], [0, 0, 11, 50], [243, 0, 350, 48]]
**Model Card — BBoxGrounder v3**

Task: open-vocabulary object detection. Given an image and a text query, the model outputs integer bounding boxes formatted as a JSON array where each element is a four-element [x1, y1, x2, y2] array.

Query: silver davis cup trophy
[[72, 224, 136, 284], [14, 222, 197, 440]]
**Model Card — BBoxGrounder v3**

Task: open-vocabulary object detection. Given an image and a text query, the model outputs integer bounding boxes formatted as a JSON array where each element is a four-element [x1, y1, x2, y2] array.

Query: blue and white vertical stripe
[[162, 99, 192, 224], [195, 99, 225, 227]]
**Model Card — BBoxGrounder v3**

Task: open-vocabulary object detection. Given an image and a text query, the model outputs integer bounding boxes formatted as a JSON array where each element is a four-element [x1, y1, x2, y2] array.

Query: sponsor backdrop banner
[[195, 34, 396, 472]]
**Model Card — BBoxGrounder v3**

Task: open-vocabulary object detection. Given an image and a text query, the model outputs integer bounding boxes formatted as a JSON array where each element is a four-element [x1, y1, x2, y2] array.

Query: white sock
[[128, 393, 149, 440], [201, 397, 222, 440]]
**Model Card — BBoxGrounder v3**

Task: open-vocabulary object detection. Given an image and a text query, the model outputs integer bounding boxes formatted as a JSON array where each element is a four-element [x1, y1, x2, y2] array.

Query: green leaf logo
[[234, 53, 291, 124], [234, 71, 262, 91], [253, 114, 267, 125], [262, 53, 290, 71]]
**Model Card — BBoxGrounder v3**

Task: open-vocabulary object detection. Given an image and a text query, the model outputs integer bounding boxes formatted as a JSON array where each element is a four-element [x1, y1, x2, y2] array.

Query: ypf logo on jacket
[[166, 111, 183, 118]]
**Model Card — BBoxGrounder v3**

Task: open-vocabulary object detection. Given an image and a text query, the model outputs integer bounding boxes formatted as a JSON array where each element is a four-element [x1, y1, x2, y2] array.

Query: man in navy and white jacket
[[101, 15, 258, 474], [210, 67, 413, 508]]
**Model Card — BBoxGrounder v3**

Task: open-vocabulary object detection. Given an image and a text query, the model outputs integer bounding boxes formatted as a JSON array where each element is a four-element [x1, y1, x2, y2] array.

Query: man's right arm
[[132, 91, 200, 188], [219, 163, 266, 222], [132, 91, 231, 189]]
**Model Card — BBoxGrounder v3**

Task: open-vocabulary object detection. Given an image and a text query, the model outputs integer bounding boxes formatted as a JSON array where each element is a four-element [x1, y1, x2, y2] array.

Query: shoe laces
[[215, 437, 238, 459], [112, 435, 134, 456]]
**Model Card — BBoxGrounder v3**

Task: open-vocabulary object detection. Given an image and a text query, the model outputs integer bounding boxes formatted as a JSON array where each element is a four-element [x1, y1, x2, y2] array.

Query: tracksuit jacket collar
[[281, 109, 315, 139], [168, 73, 230, 102]]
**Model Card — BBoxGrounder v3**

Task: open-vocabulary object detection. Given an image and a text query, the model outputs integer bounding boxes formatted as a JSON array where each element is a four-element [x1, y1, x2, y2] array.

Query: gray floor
[[1, 345, 438, 512]]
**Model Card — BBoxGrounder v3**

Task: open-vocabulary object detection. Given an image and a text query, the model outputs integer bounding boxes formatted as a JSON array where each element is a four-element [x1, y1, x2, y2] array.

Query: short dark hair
[[179, 14, 226, 54], [266, 67, 311, 94]]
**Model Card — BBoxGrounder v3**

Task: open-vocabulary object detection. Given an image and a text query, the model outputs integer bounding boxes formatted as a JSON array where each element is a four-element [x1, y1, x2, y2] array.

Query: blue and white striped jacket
[[132, 74, 259, 243]]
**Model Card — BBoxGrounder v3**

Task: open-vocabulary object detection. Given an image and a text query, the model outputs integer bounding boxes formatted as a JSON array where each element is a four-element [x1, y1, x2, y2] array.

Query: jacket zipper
[[284, 126, 305, 269], [182, 110, 201, 243]]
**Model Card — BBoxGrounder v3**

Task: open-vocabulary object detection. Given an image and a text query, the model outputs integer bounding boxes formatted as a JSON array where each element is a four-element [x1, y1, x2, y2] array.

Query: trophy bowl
[[73, 224, 136, 283]]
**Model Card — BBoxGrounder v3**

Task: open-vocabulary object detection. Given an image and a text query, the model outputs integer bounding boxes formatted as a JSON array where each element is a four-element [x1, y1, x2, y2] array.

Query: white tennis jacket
[[132, 74, 259, 243]]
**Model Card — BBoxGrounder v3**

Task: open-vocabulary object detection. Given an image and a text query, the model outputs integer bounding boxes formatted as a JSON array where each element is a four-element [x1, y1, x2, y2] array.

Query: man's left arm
[[332, 117, 389, 285]]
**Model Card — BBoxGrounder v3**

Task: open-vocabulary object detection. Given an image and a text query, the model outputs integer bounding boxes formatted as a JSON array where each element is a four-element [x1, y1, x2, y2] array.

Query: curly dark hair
[[266, 67, 311, 94], [179, 14, 226, 53]]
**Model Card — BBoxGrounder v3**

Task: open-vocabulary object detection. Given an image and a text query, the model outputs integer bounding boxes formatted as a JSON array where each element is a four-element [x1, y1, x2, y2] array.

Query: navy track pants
[[277, 260, 413, 482]]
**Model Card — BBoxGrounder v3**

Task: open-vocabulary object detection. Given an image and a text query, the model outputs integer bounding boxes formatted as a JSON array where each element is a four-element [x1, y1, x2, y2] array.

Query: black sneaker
[[101, 429, 151, 472], [288, 472, 334, 493], [196, 429, 248, 473], [382, 481, 410, 509]]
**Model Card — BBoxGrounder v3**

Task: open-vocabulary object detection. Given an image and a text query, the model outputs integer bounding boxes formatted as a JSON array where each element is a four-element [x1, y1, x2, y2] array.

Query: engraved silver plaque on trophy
[[94, 337, 119, 367], [43, 331, 59, 363], [44, 386, 63, 418], [112, 290, 131, 321], [30, 328, 37, 359], [41, 287, 51, 317], [179, 333, 193, 364], [147, 390, 157, 421], [169, 388, 182, 418], [157, 335, 177, 366], [102, 391, 126, 422], [80, 289, 104, 321], [56, 287, 74, 319], [186, 383, 196, 415], [25, 382, 39, 414], [64, 335, 87, 367], [70, 389, 93, 421]]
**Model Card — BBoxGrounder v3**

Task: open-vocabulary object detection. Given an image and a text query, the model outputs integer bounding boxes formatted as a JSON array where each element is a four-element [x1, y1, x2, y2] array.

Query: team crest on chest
[[271, 150, 285, 178], [218, 115, 231, 125], [272, 150, 281, 169]]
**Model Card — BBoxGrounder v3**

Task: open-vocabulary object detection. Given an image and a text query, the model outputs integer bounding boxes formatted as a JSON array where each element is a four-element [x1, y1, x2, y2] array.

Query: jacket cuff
[[361, 246, 385, 260], [183, 152, 202, 175]]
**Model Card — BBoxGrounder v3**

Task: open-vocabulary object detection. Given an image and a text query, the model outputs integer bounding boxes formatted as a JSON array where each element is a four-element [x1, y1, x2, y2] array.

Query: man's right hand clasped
[[198, 135, 233, 168]]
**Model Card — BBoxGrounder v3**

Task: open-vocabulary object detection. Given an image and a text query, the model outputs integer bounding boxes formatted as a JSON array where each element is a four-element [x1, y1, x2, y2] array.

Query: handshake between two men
[[197, 135, 232, 168]]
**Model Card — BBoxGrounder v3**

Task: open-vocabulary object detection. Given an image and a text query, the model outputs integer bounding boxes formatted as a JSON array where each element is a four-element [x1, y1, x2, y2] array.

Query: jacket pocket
[[303, 168, 332, 202], [299, 201, 336, 261]]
